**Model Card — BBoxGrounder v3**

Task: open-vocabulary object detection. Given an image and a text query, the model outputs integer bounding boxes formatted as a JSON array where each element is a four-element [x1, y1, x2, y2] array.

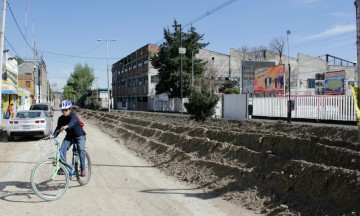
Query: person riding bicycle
[[53, 100, 87, 177]]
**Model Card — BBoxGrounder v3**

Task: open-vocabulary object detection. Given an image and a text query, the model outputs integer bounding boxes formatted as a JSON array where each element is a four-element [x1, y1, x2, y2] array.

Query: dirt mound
[[78, 109, 360, 215]]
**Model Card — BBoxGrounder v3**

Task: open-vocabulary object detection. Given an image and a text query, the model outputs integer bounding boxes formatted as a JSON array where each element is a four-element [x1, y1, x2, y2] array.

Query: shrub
[[91, 101, 100, 110], [184, 86, 219, 123]]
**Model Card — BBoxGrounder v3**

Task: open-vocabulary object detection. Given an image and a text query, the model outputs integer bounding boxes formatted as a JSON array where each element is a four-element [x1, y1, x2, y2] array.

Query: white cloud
[[297, 24, 355, 42]]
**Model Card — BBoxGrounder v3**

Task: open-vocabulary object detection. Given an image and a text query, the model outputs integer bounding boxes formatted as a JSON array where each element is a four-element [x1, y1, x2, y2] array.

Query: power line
[[183, 0, 237, 29], [6, 1, 34, 52], [40, 50, 120, 60], [155, 0, 237, 45], [4, 37, 21, 57]]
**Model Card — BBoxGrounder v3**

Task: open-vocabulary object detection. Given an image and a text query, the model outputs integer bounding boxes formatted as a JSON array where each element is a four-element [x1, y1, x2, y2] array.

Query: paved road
[[0, 111, 257, 216]]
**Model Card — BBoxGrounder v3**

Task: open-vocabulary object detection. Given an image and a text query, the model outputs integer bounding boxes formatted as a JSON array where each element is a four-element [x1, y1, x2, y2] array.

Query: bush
[[184, 87, 219, 123], [225, 87, 240, 94], [91, 101, 100, 110]]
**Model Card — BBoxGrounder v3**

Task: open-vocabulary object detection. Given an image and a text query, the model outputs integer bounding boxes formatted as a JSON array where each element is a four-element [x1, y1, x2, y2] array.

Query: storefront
[[1, 81, 17, 119]]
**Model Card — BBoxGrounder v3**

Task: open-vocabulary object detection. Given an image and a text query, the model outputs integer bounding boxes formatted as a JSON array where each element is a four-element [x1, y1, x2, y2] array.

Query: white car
[[6, 110, 53, 141], [30, 103, 54, 117]]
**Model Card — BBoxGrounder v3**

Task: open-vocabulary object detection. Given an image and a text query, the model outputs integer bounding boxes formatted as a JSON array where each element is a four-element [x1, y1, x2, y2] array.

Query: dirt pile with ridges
[[78, 109, 360, 216]]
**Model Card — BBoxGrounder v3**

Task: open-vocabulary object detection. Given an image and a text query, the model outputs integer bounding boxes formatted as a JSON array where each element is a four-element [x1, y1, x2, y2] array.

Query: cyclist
[[53, 100, 87, 177]]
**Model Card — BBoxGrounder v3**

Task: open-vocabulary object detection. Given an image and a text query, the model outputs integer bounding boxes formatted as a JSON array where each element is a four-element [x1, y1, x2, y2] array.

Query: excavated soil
[[78, 109, 360, 216]]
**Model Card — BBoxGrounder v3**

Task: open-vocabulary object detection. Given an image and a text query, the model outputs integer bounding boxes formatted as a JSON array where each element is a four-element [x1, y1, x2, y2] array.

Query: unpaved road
[[0, 111, 257, 216]]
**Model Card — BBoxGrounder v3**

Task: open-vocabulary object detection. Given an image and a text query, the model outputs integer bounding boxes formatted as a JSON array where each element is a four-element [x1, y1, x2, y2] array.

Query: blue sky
[[3, 0, 356, 91]]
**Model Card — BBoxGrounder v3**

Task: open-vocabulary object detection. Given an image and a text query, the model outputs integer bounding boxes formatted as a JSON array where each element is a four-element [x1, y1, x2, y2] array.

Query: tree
[[62, 85, 74, 102], [269, 37, 286, 64], [62, 63, 95, 107], [14, 56, 24, 65], [219, 80, 240, 94], [151, 20, 209, 98], [184, 78, 219, 123]]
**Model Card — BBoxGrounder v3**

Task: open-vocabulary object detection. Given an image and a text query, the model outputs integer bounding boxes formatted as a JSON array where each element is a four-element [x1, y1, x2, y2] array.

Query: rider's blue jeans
[[60, 135, 86, 171]]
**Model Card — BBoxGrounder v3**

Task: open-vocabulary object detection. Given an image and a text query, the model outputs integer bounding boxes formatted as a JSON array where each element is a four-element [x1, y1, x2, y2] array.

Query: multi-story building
[[37, 59, 48, 103], [18, 59, 49, 103], [111, 43, 356, 111], [18, 73, 35, 106], [112, 44, 159, 110]]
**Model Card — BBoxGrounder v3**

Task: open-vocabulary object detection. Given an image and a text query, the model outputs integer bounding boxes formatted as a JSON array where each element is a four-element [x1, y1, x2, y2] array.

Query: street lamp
[[97, 39, 116, 113], [286, 30, 291, 123]]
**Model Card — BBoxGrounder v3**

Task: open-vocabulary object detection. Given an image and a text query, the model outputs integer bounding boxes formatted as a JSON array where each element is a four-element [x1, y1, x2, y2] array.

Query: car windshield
[[31, 105, 49, 110], [16, 112, 41, 118]]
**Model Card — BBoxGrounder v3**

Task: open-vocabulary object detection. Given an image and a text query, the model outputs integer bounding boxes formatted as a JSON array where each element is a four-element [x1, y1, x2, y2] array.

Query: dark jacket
[[53, 112, 86, 139]]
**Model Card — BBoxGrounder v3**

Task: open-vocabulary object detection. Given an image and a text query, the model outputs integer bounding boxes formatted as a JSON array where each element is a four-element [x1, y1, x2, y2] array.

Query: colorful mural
[[254, 65, 286, 94]]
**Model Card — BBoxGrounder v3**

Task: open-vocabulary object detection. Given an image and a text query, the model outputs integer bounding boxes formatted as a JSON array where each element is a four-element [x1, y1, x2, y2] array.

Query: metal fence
[[252, 95, 356, 121]]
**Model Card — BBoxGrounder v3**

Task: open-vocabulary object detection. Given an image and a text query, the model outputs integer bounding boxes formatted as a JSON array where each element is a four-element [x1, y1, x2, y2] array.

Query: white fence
[[148, 97, 188, 113], [252, 96, 356, 121], [222, 94, 248, 120]]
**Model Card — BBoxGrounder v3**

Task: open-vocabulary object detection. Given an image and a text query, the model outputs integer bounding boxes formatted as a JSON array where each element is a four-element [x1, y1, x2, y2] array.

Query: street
[[0, 111, 256, 216]]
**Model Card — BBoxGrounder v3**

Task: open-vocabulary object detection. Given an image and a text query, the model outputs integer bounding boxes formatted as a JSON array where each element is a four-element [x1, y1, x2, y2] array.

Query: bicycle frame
[[51, 138, 80, 179], [31, 136, 91, 201]]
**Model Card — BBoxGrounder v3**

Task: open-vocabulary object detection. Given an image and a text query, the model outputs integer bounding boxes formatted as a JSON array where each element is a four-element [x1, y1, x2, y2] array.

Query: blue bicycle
[[30, 136, 91, 201]]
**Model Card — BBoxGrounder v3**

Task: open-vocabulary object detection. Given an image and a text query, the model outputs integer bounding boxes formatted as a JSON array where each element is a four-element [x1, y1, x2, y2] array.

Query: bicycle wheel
[[30, 159, 70, 201], [76, 150, 91, 186]]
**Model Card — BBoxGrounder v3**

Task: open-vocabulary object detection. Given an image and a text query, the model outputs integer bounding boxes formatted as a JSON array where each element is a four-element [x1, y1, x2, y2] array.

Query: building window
[[151, 75, 159, 83], [26, 81, 31, 88], [307, 78, 315, 88]]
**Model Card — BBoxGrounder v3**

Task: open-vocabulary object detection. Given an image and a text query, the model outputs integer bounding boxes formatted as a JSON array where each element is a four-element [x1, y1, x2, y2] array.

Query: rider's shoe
[[81, 169, 86, 177], [57, 169, 65, 175]]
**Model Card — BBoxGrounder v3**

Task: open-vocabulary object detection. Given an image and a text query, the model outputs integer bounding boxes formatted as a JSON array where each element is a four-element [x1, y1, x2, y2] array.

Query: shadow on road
[[140, 188, 217, 200], [0, 160, 37, 165], [0, 181, 46, 203], [92, 163, 154, 168]]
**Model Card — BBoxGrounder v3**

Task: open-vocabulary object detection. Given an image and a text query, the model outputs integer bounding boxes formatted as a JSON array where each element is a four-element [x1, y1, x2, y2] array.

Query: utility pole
[[355, 0, 360, 142], [97, 39, 116, 112], [180, 24, 183, 109], [176, 24, 186, 112], [33, 41, 39, 103], [0, 0, 7, 126]]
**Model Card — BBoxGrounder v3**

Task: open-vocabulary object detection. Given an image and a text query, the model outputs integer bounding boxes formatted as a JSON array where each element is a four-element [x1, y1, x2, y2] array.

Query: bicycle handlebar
[[45, 135, 61, 146]]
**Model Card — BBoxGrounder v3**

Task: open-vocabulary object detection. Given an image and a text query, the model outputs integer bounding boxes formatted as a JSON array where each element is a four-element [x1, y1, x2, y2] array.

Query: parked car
[[6, 110, 53, 141], [30, 103, 54, 117]]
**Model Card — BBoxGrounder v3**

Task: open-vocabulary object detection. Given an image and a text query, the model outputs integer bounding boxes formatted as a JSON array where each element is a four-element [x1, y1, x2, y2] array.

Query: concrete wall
[[197, 49, 230, 78], [297, 53, 356, 96]]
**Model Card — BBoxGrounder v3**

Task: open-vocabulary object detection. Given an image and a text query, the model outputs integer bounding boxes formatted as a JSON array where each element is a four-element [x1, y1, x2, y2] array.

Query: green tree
[[14, 56, 25, 65], [184, 78, 219, 123], [151, 20, 209, 98], [62, 85, 74, 102], [219, 80, 240, 94], [62, 63, 95, 107]]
